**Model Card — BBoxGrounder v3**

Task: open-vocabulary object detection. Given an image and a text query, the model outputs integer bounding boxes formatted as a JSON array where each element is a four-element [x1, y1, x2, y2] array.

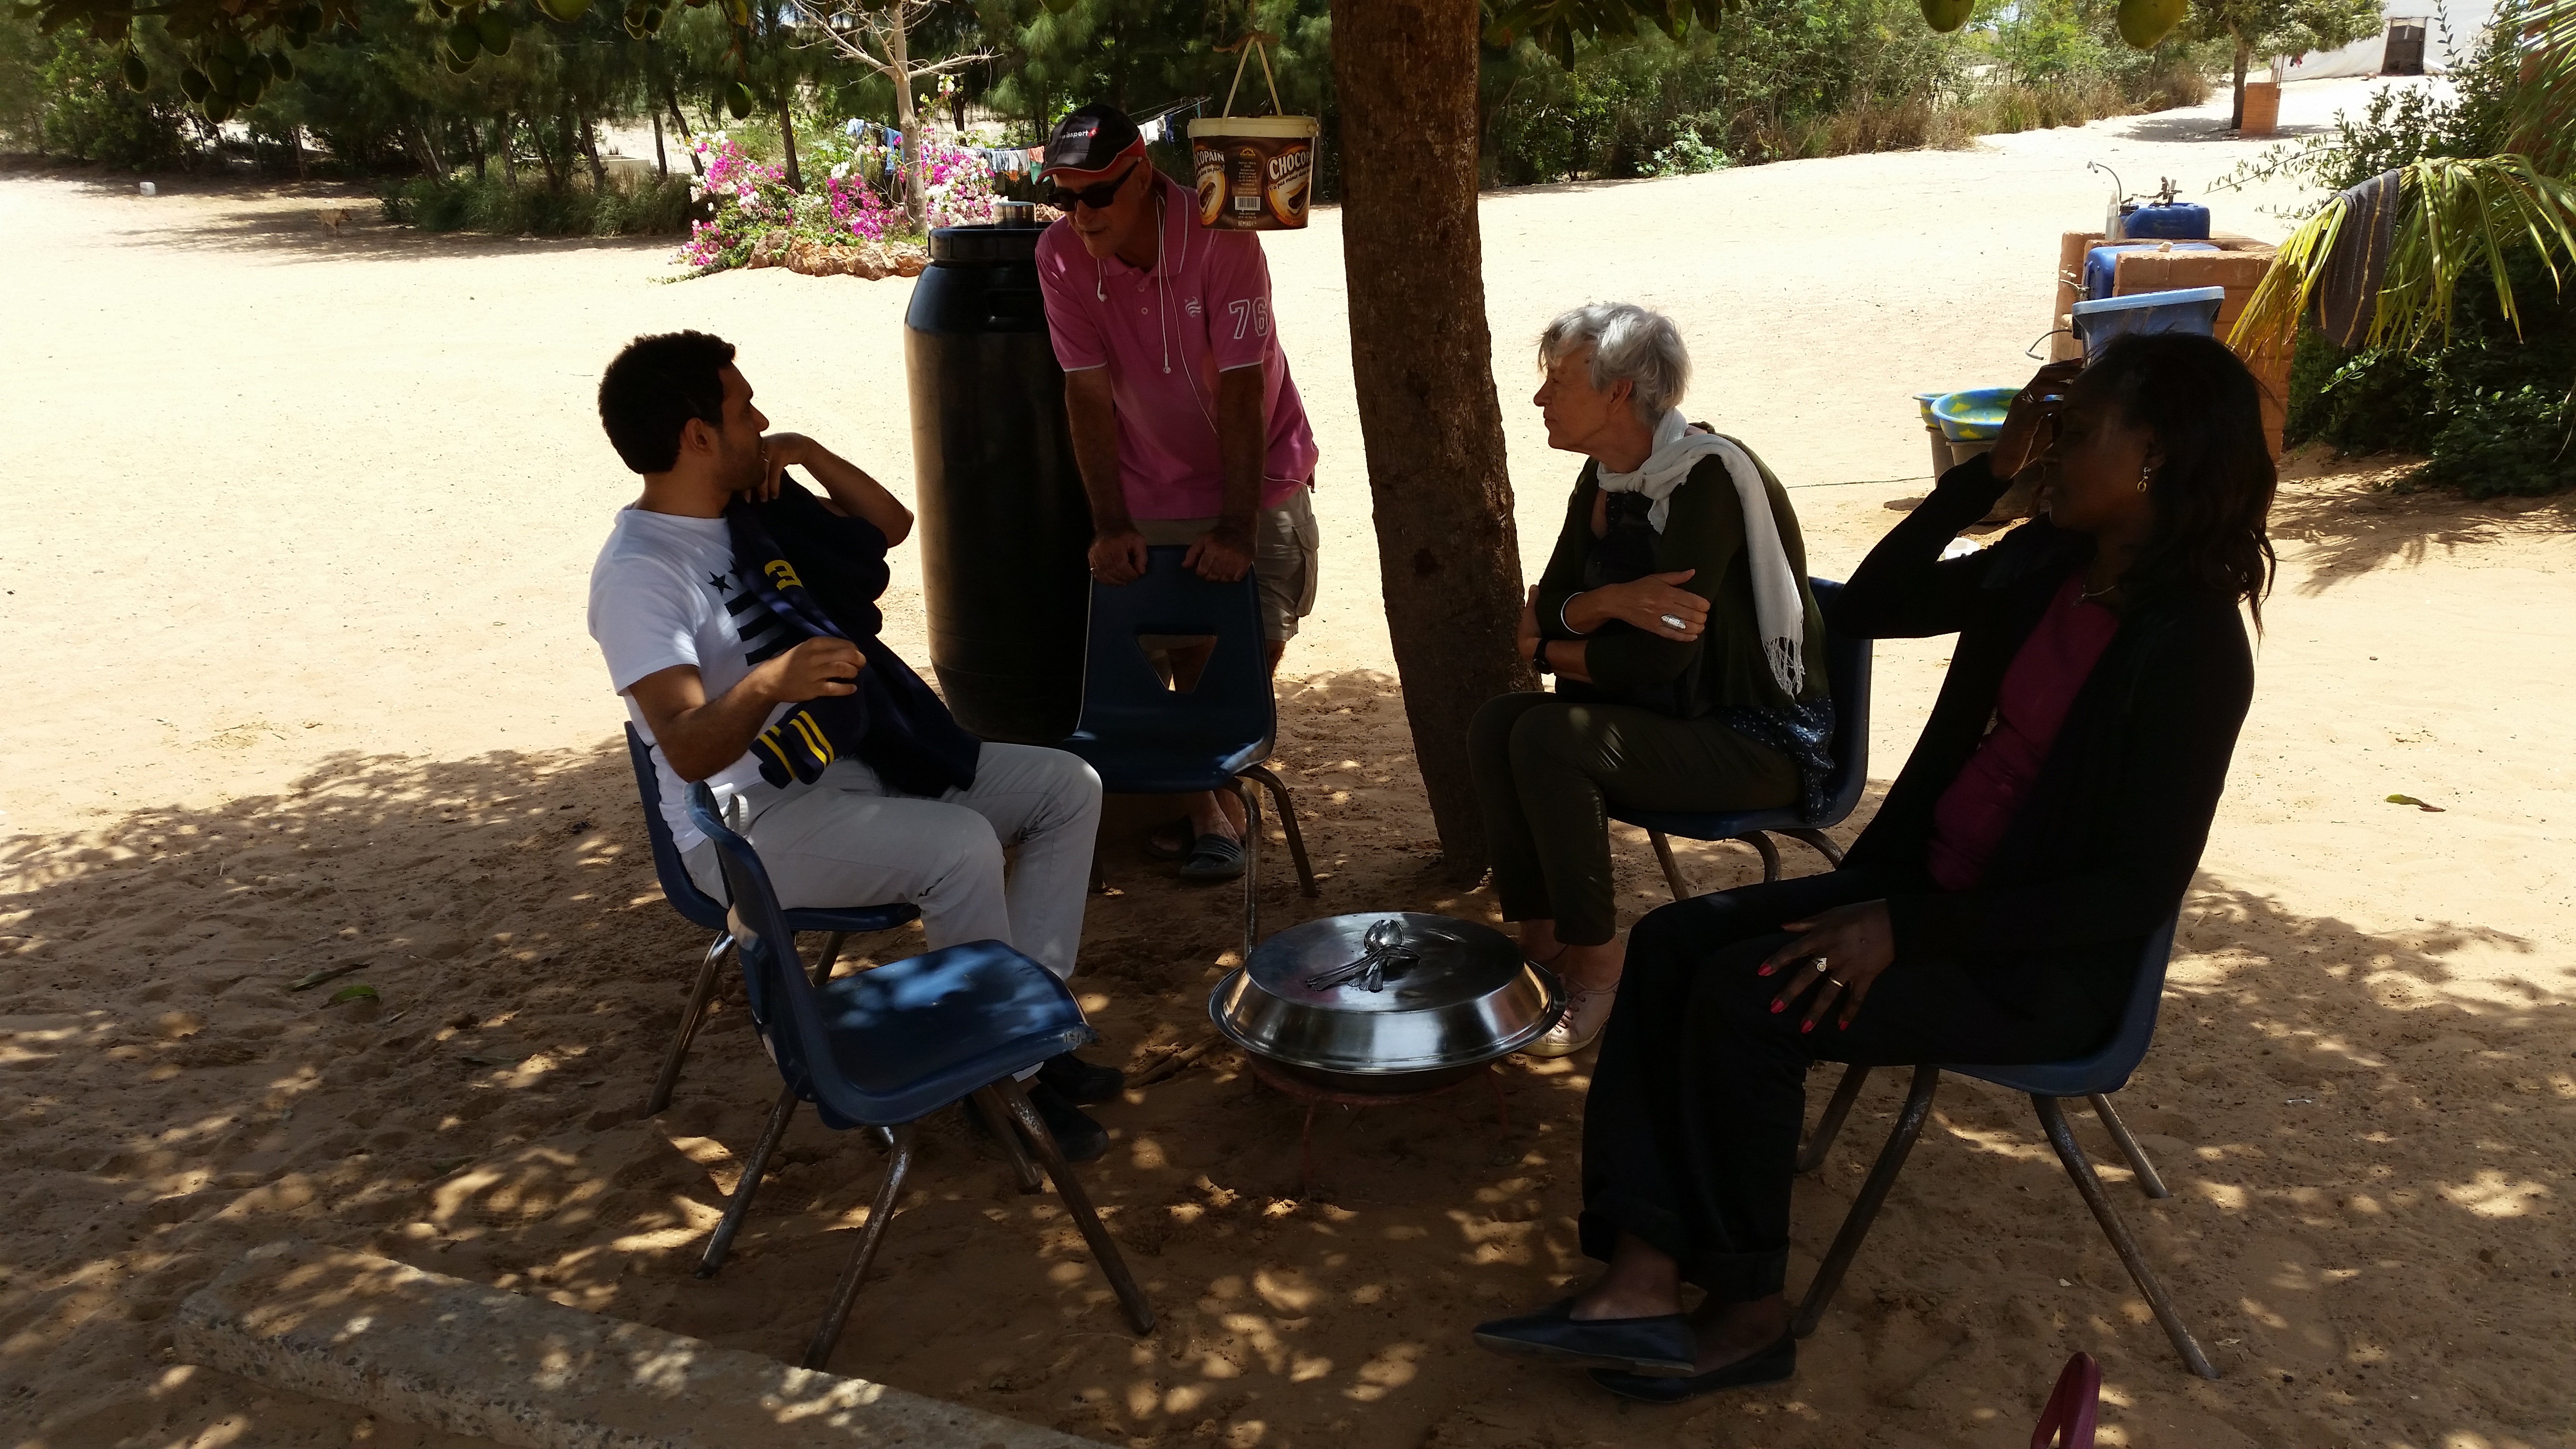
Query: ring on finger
[[1809, 957, 1829, 975], [1828, 977, 1849, 988], [1659, 613, 1687, 630]]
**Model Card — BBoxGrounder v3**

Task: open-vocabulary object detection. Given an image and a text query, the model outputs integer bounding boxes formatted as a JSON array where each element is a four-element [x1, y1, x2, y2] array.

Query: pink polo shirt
[[1035, 173, 1319, 520]]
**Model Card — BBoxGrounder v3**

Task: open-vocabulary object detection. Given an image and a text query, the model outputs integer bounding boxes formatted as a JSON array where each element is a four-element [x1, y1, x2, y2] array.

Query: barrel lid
[[1187, 115, 1319, 139], [929, 224, 1048, 264]]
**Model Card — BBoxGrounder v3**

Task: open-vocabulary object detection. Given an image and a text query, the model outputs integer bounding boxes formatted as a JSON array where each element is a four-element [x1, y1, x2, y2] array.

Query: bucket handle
[[1218, 32, 1285, 118]]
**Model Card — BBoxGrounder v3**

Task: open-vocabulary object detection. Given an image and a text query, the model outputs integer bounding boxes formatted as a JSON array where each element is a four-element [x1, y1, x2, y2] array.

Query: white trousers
[[684, 742, 1101, 981]]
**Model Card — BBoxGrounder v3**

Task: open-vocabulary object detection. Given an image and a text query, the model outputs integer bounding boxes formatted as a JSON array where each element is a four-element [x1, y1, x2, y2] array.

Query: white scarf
[[1594, 409, 1807, 697]]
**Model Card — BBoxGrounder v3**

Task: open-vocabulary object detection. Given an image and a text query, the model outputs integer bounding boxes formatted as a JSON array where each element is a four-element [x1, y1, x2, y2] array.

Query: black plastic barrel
[[905, 224, 1094, 745]]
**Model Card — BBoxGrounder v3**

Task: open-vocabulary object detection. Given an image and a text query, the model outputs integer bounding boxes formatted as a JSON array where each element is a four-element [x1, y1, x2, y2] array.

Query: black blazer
[[1831, 453, 2254, 969]]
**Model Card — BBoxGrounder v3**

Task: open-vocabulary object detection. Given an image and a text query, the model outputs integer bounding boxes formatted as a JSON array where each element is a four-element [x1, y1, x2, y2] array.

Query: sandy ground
[[5, 75, 2574, 1449]]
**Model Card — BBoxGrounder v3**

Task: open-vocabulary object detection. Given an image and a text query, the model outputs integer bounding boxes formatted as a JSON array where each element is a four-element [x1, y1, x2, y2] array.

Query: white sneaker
[[1523, 978, 1619, 1058]]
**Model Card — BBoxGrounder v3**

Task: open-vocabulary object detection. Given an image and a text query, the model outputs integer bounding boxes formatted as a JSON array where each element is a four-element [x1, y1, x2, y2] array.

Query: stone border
[[176, 1240, 1109, 1449]]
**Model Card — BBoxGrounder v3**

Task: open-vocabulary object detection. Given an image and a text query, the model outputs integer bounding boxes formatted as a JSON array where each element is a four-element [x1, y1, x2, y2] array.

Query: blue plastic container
[[2084, 241, 2217, 299], [2122, 201, 2211, 241], [2069, 285, 2226, 362], [1931, 386, 2019, 442]]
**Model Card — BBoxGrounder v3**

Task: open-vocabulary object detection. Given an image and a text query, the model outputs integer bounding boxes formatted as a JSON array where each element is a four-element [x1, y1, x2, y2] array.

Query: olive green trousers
[[1468, 692, 1798, 947]]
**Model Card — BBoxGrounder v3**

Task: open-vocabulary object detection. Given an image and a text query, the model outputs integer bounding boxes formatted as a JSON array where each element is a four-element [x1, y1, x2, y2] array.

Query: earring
[[2135, 463, 2154, 493]]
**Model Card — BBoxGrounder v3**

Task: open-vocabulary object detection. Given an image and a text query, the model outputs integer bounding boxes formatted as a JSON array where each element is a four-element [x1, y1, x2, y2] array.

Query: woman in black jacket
[[1473, 331, 2278, 1401]]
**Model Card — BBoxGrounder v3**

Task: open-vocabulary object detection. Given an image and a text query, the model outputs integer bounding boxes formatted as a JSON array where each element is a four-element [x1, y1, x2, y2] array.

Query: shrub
[[381, 169, 697, 238]]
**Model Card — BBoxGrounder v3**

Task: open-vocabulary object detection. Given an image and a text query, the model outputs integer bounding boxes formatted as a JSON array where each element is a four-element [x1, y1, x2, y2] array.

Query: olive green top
[[1533, 438, 1829, 714]]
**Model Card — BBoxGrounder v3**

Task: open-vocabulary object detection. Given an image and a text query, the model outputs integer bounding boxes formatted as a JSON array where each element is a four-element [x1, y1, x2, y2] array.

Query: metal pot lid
[[1210, 912, 1563, 1076]]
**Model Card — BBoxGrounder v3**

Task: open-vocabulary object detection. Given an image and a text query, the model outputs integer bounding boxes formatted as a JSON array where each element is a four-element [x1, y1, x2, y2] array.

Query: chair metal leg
[[971, 1084, 1045, 1195], [647, 933, 732, 1116], [696, 1082, 799, 1278], [2032, 1095, 2216, 1380], [1794, 1064, 1941, 1338], [800, 1122, 920, 1371], [1781, 828, 1847, 870], [1243, 764, 1319, 897], [1737, 832, 1785, 884], [2088, 1093, 2169, 1199], [1235, 779, 1259, 965], [809, 931, 850, 986], [1648, 831, 1691, 902], [1796, 1064, 1872, 1174], [992, 1077, 1156, 1335]]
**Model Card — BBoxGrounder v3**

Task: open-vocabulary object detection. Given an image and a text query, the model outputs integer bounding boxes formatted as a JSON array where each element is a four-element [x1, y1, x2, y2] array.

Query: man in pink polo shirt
[[1034, 103, 1320, 882]]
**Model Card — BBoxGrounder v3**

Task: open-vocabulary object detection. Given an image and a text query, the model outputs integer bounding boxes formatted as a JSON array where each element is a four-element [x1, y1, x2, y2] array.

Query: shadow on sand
[[2, 670, 2569, 1448]]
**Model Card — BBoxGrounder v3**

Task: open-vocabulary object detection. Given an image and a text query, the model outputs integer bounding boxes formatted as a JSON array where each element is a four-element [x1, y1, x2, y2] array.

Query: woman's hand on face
[[1758, 901, 1896, 1033], [1572, 570, 1707, 641], [1987, 360, 2084, 480]]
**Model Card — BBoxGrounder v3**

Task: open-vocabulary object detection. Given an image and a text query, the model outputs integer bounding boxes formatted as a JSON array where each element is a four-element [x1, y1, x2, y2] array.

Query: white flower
[[831, 161, 850, 180]]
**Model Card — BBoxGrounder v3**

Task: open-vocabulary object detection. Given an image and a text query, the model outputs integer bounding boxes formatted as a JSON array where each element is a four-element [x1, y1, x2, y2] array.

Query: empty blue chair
[[625, 723, 918, 1115], [684, 781, 1155, 1370], [1789, 913, 2218, 1379], [1056, 546, 1318, 951], [1610, 578, 1873, 895]]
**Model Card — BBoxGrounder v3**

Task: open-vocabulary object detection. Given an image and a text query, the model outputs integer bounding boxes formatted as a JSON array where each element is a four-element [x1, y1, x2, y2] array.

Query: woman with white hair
[[1471, 302, 1835, 1057]]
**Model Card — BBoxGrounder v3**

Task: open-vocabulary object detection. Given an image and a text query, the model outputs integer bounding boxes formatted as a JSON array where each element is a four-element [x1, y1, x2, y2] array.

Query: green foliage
[[2286, 247, 2576, 496], [0, 15, 200, 167], [380, 165, 696, 233]]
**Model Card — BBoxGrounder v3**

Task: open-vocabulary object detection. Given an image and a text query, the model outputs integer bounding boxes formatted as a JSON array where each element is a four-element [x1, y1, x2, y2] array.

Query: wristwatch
[[1531, 641, 1553, 675]]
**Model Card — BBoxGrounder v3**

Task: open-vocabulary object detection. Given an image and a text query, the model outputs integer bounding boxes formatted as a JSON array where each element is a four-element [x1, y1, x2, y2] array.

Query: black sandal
[[1177, 833, 1246, 882], [1142, 816, 1196, 860]]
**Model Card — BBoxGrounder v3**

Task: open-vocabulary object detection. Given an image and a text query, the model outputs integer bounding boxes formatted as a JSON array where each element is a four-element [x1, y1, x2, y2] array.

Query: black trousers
[[1579, 869, 2135, 1303]]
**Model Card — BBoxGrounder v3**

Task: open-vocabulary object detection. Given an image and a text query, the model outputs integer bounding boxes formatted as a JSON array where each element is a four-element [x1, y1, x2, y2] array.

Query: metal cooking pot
[[1209, 912, 1564, 1093]]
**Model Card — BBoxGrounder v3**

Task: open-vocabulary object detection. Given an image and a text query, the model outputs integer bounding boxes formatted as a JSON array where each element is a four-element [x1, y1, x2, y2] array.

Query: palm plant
[[2233, 0, 2576, 357]]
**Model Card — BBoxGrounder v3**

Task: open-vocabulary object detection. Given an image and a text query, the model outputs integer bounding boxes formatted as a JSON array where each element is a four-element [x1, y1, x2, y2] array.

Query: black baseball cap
[[1040, 103, 1144, 179]]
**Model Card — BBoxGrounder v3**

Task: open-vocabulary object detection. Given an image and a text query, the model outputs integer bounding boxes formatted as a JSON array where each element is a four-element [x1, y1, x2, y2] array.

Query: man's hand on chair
[[1089, 528, 1148, 585], [756, 637, 864, 703], [1183, 519, 1255, 583]]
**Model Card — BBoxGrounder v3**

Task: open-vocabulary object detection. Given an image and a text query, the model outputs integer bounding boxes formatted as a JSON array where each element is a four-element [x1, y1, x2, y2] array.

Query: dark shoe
[[1023, 1081, 1109, 1163], [1177, 832, 1246, 882], [1587, 1332, 1796, 1402], [1037, 1051, 1127, 1105], [1142, 816, 1195, 860], [1471, 1298, 1696, 1377]]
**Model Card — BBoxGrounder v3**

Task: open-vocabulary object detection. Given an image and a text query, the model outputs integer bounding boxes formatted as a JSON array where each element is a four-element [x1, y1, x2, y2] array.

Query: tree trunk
[[581, 111, 609, 189], [653, 111, 667, 177], [1330, 0, 1532, 879], [777, 96, 802, 191], [2230, 32, 2250, 131], [495, 114, 516, 187], [291, 123, 308, 181], [663, 85, 705, 176], [889, 11, 923, 228]]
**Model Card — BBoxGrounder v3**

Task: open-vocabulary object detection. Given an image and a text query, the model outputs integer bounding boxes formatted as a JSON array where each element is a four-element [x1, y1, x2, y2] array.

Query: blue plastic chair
[[625, 723, 918, 1116], [683, 781, 1155, 1370], [1789, 913, 2218, 1379], [1609, 579, 1873, 895], [1056, 546, 1318, 953]]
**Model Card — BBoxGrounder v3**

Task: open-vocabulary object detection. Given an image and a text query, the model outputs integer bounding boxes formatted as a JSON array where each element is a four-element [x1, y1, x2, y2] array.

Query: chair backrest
[[685, 781, 835, 1104], [1806, 578, 1874, 827], [627, 722, 725, 930], [1069, 544, 1275, 760], [1953, 911, 2181, 1097]]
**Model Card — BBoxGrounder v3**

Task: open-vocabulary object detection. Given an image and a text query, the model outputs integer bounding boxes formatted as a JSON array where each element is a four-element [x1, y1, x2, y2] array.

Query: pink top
[[1035, 173, 1319, 520], [1926, 575, 2123, 891]]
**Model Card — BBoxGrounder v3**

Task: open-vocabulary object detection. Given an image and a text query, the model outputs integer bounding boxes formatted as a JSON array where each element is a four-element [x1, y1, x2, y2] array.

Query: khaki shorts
[[1135, 486, 1320, 643]]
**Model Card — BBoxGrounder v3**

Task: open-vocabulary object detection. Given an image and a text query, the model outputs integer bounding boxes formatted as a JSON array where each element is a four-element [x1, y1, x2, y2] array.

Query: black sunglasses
[[1047, 163, 1139, 211]]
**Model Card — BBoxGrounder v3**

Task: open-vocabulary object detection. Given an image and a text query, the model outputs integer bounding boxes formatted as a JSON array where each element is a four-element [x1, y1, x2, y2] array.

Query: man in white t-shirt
[[586, 330, 1120, 1159]]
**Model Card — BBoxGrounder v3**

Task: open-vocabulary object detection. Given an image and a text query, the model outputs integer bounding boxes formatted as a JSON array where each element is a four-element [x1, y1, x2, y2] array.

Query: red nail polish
[[1770, 1000, 1784, 1013], [1800, 1020, 1814, 1034], [1757, 966, 1774, 977]]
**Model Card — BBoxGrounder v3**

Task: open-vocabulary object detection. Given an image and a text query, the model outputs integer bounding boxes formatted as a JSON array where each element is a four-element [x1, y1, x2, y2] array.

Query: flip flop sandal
[[1177, 833, 1247, 882], [1143, 816, 1196, 860]]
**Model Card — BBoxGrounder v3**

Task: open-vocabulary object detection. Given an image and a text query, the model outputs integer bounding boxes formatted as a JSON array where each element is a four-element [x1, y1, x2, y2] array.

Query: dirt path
[[6, 77, 2574, 1449]]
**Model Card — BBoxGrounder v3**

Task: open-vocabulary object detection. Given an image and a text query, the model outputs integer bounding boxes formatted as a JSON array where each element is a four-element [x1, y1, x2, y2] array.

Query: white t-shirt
[[587, 506, 797, 855]]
